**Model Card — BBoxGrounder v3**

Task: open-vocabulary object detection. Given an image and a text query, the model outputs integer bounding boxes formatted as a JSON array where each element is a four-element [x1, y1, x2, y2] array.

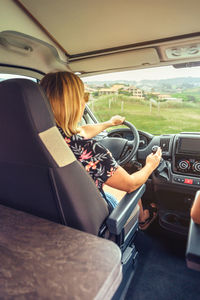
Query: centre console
[[157, 133, 200, 235], [172, 134, 200, 187]]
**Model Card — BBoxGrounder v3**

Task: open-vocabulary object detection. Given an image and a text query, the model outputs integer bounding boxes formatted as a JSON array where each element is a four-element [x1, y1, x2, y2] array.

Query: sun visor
[[68, 48, 160, 74]]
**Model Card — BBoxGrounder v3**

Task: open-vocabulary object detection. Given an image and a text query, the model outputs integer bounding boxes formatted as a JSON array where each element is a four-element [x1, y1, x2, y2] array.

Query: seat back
[[186, 191, 200, 271], [0, 79, 109, 235]]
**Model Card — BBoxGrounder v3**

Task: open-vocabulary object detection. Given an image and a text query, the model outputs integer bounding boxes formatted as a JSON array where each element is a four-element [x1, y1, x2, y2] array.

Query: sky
[[1, 65, 200, 82], [82, 66, 200, 82]]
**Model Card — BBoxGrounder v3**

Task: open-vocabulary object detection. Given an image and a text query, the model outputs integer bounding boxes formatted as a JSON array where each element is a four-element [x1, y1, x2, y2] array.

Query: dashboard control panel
[[172, 174, 200, 187], [173, 134, 200, 177], [175, 158, 200, 175]]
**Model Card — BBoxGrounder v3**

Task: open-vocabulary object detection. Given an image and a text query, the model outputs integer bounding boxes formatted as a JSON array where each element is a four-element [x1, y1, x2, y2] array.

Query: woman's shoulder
[[57, 125, 112, 156], [57, 126, 85, 142]]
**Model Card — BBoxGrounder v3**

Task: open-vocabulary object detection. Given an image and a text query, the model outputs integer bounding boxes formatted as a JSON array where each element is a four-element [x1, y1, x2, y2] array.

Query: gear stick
[[151, 146, 169, 179], [152, 145, 161, 155]]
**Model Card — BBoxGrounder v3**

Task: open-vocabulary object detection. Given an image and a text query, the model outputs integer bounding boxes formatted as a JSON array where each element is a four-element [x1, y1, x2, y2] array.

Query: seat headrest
[[0, 78, 59, 165]]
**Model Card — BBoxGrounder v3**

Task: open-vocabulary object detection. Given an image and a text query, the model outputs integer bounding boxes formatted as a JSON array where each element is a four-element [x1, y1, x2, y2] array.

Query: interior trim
[[14, 0, 69, 56], [69, 32, 200, 61], [0, 63, 45, 76]]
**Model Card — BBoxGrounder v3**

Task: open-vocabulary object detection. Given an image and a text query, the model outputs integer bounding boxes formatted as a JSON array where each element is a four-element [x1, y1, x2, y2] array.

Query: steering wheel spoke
[[120, 143, 129, 158], [117, 121, 140, 165], [126, 140, 134, 147], [99, 121, 140, 166]]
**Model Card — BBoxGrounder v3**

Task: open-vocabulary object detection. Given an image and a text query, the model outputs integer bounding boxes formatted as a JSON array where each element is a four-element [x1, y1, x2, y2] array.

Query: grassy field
[[88, 95, 200, 134]]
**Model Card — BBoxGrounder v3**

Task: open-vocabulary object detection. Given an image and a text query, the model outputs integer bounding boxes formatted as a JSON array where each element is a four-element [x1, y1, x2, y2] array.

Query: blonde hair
[[40, 71, 85, 136], [84, 92, 90, 103]]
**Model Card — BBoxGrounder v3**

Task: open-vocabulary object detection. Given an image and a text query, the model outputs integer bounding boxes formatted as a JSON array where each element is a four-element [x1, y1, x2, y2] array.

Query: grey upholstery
[[0, 78, 144, 244], [186, 220, 200, 271], [0, 78, 146, 300], [186, 190, 200, 271], [0, 78, 108, 235]]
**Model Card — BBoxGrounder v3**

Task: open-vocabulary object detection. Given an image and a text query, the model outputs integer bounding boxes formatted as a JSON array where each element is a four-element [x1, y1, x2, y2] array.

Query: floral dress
[[58, 127, 118, 194]]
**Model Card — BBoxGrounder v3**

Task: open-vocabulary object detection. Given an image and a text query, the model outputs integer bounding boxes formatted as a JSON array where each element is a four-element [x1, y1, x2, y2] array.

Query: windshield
[[83, 66, 200, 134]]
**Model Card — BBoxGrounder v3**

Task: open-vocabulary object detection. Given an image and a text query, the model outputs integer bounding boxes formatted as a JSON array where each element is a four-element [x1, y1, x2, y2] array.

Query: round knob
[[152, 146, 159, 154], [177, 160, 190, 171], [192, 161, 200, 173]]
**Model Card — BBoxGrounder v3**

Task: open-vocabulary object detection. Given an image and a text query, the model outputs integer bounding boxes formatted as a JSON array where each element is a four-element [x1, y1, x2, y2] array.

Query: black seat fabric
[[0, 78, 145, 300], [0, 79, 108, 235]]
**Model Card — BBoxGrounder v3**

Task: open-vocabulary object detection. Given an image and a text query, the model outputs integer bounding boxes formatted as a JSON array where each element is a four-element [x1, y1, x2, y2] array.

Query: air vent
[[160, 138, 170, 152], [165, 43, 200, 60], [139, 135, 148, 149]]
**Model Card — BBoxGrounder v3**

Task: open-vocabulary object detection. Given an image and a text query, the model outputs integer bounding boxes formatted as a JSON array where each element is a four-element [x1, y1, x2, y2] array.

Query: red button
[[184, 178, 193, 184]]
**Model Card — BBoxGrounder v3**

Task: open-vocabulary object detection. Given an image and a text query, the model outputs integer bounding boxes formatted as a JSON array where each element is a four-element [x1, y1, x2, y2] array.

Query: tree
[[118, 88, 132, 96], [144, 93, 159, 101], [92, 91, 99, 97], [187, 95, 197, 102]]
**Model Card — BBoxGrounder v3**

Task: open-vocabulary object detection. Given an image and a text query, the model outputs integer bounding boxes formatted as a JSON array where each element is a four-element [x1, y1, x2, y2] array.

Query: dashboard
[[85, 107, 200, 234], [107, 128, 200, 186], [107, 128, 200, 235]]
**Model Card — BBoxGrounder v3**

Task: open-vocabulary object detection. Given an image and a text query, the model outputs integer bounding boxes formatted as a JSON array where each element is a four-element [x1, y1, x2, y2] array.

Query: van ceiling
[[16, 0, 200, 56], [1, 0, 200, 77]]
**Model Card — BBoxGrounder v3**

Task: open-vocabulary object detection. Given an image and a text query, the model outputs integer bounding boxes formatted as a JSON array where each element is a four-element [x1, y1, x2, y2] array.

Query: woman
[[191, 191, 200, 224], [40, 71, 162, 230]]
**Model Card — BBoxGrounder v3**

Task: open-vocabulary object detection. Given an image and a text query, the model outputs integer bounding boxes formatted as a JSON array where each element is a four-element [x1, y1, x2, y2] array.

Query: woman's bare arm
[[79, 115, 125, 139], [105, 148, 162, 193]]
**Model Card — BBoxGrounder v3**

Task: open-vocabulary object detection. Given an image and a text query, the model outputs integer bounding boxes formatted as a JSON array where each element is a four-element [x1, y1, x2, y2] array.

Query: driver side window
[[0, 73, 37, 82]]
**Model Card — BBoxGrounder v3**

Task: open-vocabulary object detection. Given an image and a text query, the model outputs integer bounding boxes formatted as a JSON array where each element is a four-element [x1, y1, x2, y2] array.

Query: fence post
[[109, 98, 112, 109], [158, 101, 160, 115], [121, 101, 124, 112], [150, 101, 152, 114]]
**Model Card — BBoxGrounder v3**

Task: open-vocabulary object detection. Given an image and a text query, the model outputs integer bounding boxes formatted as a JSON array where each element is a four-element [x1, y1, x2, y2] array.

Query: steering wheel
[[99, 120, 140, 166]]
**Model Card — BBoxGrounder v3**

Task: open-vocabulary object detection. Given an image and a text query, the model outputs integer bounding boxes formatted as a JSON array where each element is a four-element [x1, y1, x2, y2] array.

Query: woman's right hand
[[106, 146, 162, 193], [145, 147, 162, 171]]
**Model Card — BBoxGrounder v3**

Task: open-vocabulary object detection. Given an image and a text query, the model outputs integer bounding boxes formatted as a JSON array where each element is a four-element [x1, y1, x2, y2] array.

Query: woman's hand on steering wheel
[[99, 120, 140, 166], [109, 115, 125, 126]]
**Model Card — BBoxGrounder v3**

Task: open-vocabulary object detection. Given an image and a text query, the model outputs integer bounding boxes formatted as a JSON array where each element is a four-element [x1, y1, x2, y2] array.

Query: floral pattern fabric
[[58, 127, 118, 192]]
